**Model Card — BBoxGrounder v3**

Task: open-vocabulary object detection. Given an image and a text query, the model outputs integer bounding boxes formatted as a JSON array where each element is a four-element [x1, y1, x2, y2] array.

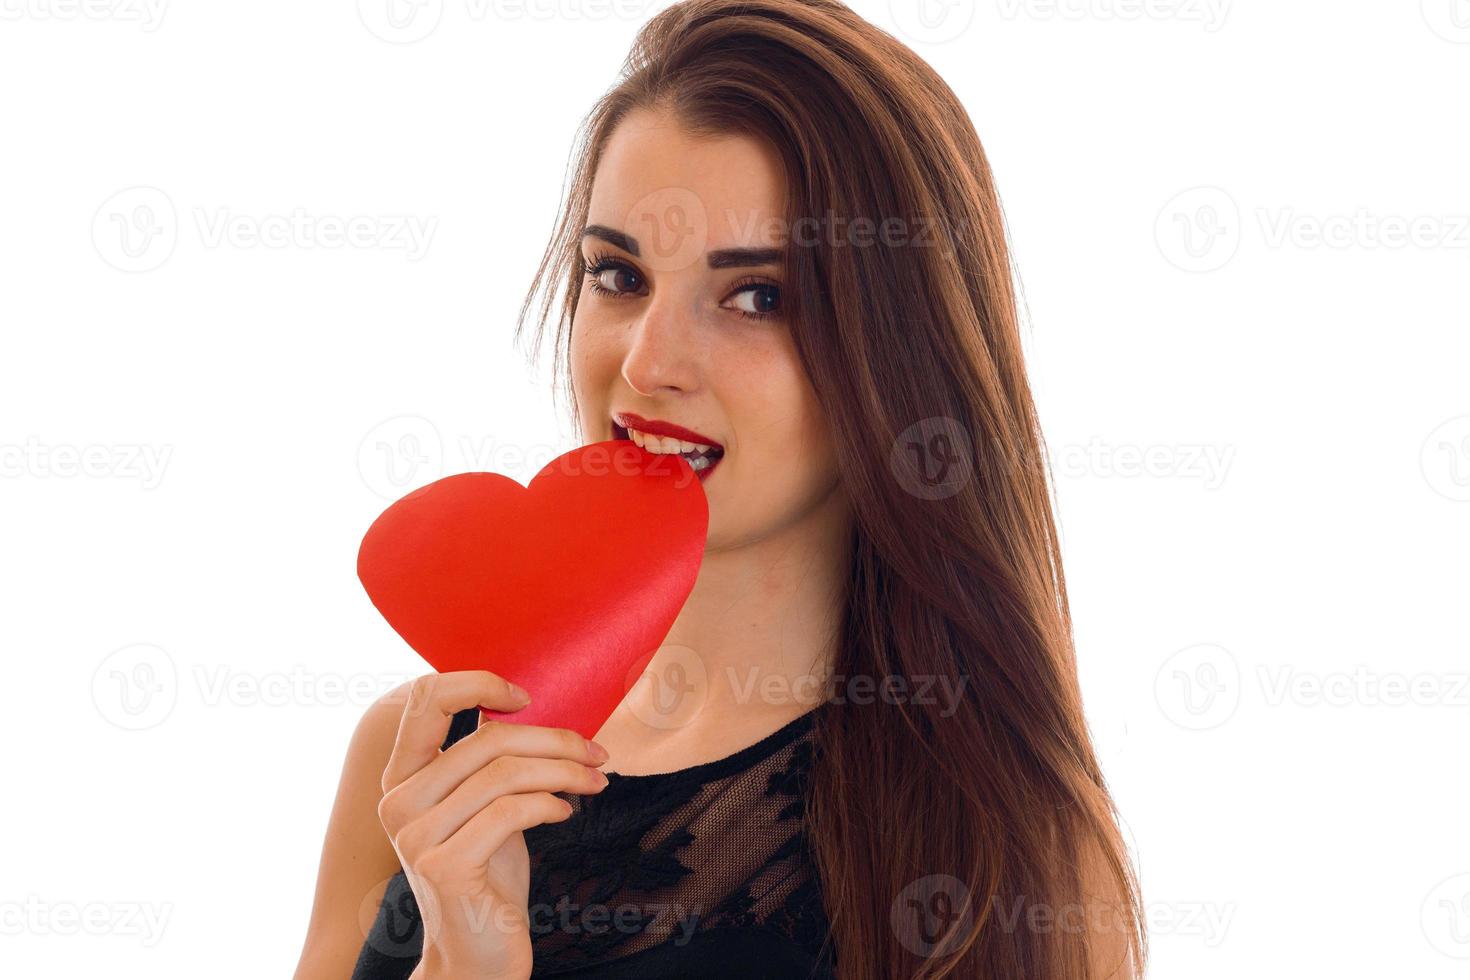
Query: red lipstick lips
[[611, 411, 725, 482], [613, 412, 723, 450]]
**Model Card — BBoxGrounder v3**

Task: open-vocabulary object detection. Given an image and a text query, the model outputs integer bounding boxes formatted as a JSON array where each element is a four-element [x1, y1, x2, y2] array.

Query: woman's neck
[[604, 479, 853, 746]]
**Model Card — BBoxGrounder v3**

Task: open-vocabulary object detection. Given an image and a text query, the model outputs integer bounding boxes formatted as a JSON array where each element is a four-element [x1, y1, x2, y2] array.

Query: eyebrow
[[581, 225, 783, 269]]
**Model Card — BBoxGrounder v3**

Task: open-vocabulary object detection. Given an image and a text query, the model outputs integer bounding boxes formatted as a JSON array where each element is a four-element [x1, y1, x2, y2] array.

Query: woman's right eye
[[583, 254, 645, 298]]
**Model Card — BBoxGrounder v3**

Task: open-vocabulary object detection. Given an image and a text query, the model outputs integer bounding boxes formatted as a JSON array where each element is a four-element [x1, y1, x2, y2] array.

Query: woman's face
[[570, 107, 843, 552]]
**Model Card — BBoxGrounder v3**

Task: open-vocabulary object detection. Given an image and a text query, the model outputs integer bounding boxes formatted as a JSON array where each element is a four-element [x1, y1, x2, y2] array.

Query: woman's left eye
[[724, 279, 781, 322], [583, 254, 644, 297]]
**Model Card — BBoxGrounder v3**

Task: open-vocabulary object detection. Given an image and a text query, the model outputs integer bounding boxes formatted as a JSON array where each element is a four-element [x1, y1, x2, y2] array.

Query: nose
[[620, 291, 701, 397]]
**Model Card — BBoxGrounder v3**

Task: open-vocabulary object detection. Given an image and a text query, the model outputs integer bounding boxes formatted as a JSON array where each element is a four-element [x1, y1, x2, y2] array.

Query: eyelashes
[[582, 250, 782, 322], [582, 251, 643, 299]]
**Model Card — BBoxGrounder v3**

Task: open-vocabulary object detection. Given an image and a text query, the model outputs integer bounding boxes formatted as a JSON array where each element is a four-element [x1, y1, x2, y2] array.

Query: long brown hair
[[515, 1, 1146, 976]]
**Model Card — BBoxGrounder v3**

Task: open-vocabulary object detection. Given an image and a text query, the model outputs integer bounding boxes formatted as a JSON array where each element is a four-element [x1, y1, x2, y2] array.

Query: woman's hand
[[377, 670, 610, 980]]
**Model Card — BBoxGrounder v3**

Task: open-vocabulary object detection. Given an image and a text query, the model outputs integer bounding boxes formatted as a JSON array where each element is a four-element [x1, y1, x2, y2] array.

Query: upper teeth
[[625, 426, 713, 456]]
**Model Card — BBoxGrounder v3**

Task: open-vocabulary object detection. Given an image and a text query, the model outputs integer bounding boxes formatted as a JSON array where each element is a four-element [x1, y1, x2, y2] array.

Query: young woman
[[296, 1, 1146, 977]]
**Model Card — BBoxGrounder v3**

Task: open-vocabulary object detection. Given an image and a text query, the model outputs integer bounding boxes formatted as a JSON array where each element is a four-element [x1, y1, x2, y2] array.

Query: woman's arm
[[1081, 836, 1143, 980], [293, 681, 415, 979]]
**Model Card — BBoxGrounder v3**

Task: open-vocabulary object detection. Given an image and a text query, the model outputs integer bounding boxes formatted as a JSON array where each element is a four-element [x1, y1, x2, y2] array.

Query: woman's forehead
[[589, 112, 789, 256]]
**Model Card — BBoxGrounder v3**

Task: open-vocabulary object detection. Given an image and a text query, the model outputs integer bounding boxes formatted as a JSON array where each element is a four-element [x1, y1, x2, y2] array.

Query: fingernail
[[510, 683, 531, 704], [586, 739, 609, 763]]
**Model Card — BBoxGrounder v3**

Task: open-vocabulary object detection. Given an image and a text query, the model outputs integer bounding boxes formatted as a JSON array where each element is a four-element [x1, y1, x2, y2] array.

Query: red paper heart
[[357, 440, 707, 739]]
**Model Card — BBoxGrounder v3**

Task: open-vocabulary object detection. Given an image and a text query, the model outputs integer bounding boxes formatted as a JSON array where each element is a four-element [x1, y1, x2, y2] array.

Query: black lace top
[[352, 702, 837, 979]]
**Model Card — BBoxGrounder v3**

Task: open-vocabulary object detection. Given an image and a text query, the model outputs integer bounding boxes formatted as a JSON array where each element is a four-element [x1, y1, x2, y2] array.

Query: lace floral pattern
[[523, 707, 834, 975], [352, 704, 836, 980]]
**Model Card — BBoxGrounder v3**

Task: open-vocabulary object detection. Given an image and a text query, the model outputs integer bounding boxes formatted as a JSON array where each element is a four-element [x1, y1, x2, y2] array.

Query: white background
[[2, 1, 1467, 977]]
